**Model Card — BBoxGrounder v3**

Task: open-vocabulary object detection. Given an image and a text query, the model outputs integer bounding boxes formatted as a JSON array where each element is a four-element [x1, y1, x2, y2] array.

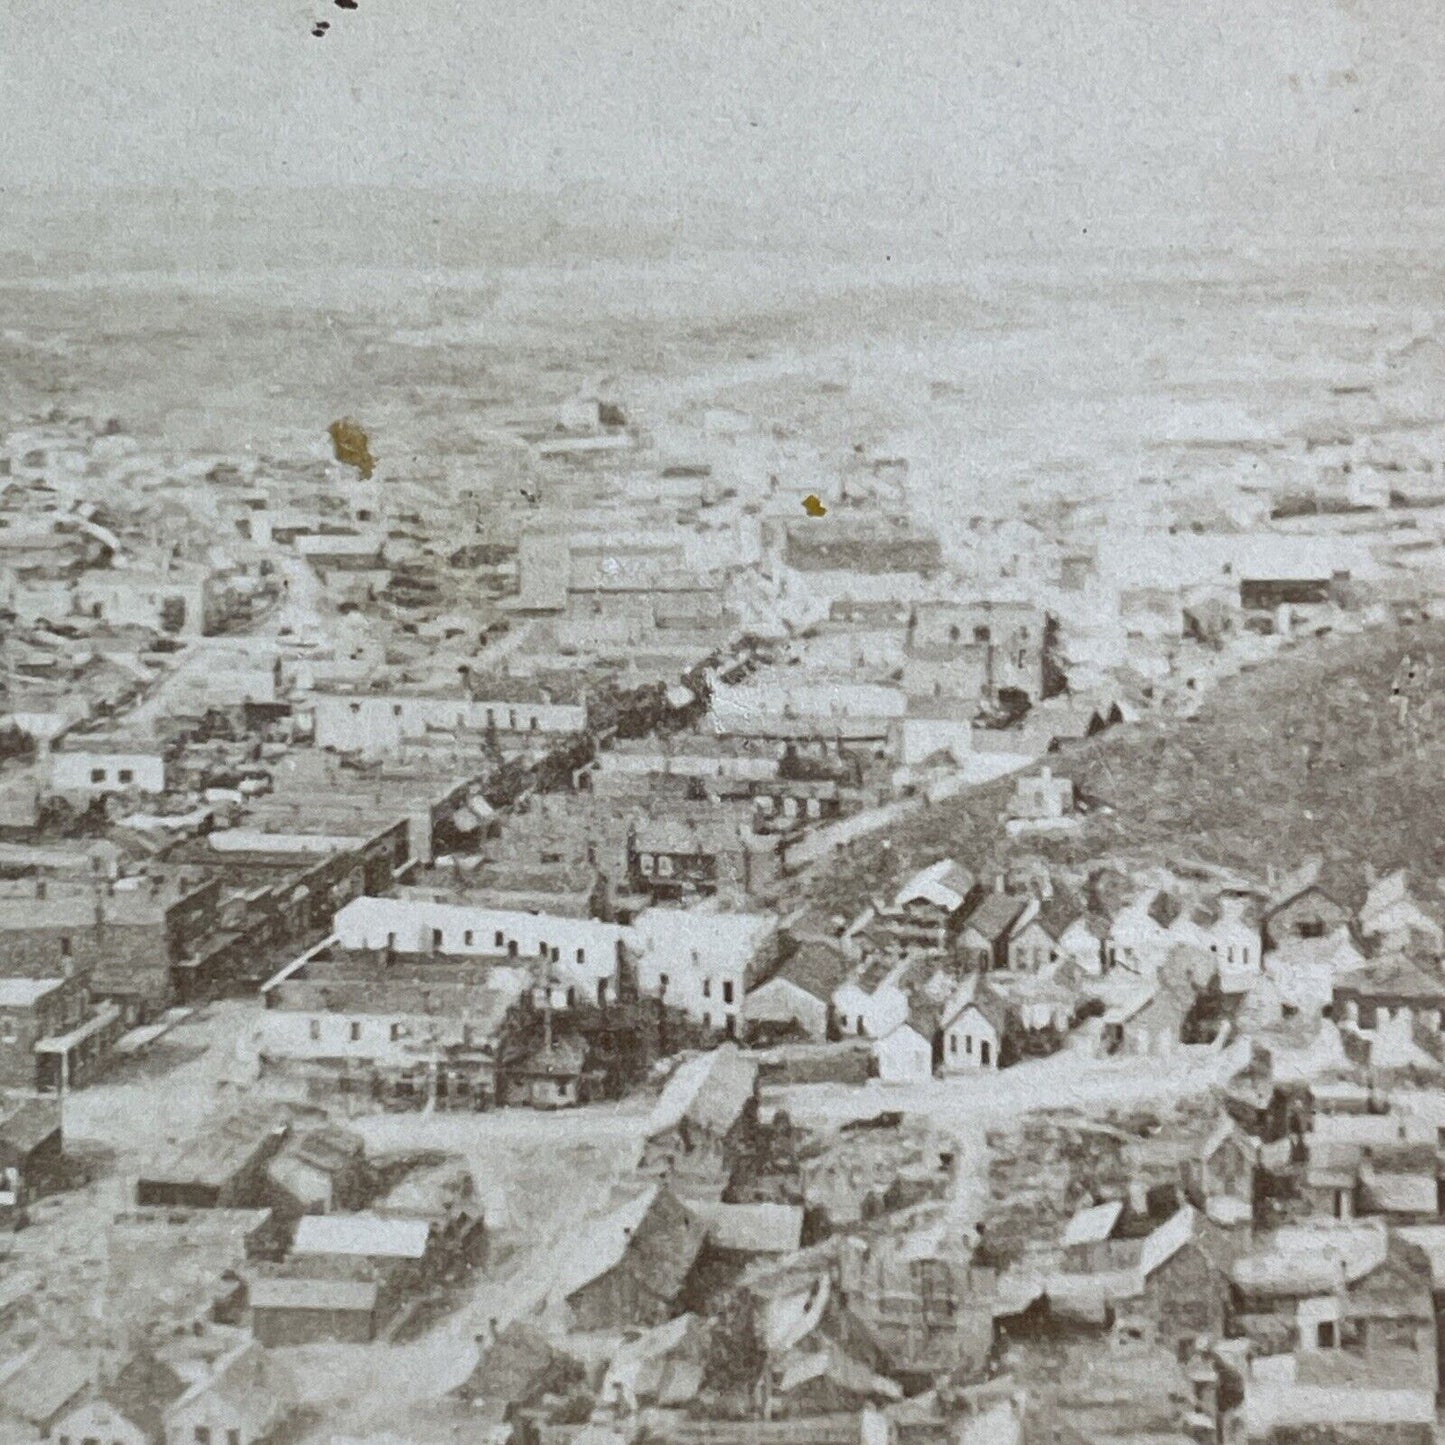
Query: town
[[1, 319, 1445, 1445]]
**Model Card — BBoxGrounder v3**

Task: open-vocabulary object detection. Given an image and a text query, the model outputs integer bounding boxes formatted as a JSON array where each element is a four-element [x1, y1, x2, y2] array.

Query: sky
[[1, 0, 1443, 236]]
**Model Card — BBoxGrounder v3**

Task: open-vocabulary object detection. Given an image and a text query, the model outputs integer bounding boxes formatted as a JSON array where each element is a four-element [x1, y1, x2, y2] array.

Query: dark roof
[[99, 1351, 187, 1445], [1147, 890, 1184, 930], [0, 1097, 61, 1157], [1335, 956, 1445, 1002], [1036, 886, 1085, 939], [962, 892, 1028, 944], [456, 1323, 582, 1408], [774, 940, 854, 1002]]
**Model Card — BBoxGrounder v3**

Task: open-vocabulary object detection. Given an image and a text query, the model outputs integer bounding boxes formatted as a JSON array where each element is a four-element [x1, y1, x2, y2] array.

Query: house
[[638, 1044, 760, 1200], [1266, 928, 1367, 1015], [508, 1036, 589, 1109], [634, 907, 778, 1036], [689, 1201, 805, 1260], [1007, 766, 1075, 822], [1263, 881, 1353, 952], [0, 874, 220, 1023], [1231, 1225, 1437, 1441], [0, 1096, 62, 1210], [454, 1322, 584, 1416], [1180, 894, 1263, 990], [138, 1109, 289, 1210], [0, 1342, 93, 1440], [1334, 957, 1445, 1035], [868, 859, 980, 954], [1359, 871, 1445, 954], [286, 1211, 436, 1315], [249, 1274, 380, 1346], [874, 1021, 933, 1084], [550, 1184, 705, 1332], [742, 939, 853, 1042], [48, 743, 167, 798], [1100, 975, 1195, 1058], [0, 973, 94, 1088], [51, 1352, 187, 1445], [941, 988, 1009, 1071], [162, 1341, 295, 1445], [831, 959, 910, 1040], [263, 1123, 370, 1216], [957, 888, 1036, 974]]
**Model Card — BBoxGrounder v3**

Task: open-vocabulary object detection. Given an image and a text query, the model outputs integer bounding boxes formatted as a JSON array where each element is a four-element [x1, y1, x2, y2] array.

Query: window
[[432, 929, 444, 949], [702, 978, 712, 998], [856, 1018, 865, 1036], [392, 704, 403, 717], [973, 626, 990, 644], [118, 769, 134, 784], [390, 1023, 402, 1041], [463, 931, 474, 947], [350, 702, 361, 715], [657, 855, 674, 878], [965, 1035, 973, 1055], [494, 931, 504, 948], [349, 1021, 362, 1041], [309, 1019, 321, 1041], [1300, 920, 1325, 939], [576, 947, 585, 964], [508, 940, 518, 957], [980, 1041, 991, 1066], [90, 768, 106, 784], [1316, 1321, 1336, 1348], [722, 980, 735, 1004], [529, 716, 539, 732], [659, 972, 669, 994], [60, 936, 72, 957], [196, 1430, 212, 1445], [948, 624, 961, 643], [949, 1035, 958, 1057], [227, 1431, 241, 1445]]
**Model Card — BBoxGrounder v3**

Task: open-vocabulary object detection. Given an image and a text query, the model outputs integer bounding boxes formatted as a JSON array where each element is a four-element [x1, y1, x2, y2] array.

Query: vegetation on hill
[[798, 620, 1445, 919]]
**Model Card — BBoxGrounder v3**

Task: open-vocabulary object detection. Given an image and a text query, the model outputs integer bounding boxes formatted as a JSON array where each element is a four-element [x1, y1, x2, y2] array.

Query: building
[[958, 889, 1036, 973], [0, 972, 91, 1089], [51, 1351, 188, 1445], [330, 895, 632, 1005], [550, 1184, 706, 1332], [0, 1096, 62, 1210], [941, 990, 1008, 1071], [1008, 766, 1074, 822], [868, 859, 980, 955], [0, 1341, 94, 1440], [312, 686, 586, 758], [874, 1022, 933, 1083], [249, 1274, 380, 1346], [0, 874, 221, 1021], [638, 1044, 761, 1200], [162, 1341, 296, 1445], [742, 938, 853, 1042], [48, 743, 167, 797], [633, 907, 778, 1035], [137, 1108, 289, 1209]]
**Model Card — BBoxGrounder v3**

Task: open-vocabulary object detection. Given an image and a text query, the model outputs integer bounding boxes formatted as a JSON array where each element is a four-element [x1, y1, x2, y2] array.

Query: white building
[[832, 961, 911, 1041], [331, 896, 634, 1002], [49, 748, 166, 797], [633, 907, 777, 1035], [874, 1023, 933, 1083], [312, 689, 586, 757], [941, 995, 1006, 1072]]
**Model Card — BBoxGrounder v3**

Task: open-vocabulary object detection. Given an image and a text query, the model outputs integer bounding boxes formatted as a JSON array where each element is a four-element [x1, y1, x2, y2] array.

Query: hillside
[[800, 619, 1445, 919]]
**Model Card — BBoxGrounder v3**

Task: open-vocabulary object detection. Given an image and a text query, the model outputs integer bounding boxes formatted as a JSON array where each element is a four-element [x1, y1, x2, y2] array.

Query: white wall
[[49, 751, 166, 795]]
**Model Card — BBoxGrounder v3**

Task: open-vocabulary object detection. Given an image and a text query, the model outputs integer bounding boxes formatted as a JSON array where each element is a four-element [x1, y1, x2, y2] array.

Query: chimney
[[995, 874, 1006, 894]]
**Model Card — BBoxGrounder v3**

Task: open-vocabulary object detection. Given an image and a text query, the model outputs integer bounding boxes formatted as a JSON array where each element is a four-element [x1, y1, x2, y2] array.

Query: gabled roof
[[553, 1184, 703, 1305], [0, 1097, 61, 1156], [0, 1342, 93, 1426], [96, 1351, 187, 1445], [647, 1044, 757, 1139], [893, 859, 976, 913], [771, 939, 855, 1003], [1062, 1200, 1123, 1247], [962, 891, 1028, 944]]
